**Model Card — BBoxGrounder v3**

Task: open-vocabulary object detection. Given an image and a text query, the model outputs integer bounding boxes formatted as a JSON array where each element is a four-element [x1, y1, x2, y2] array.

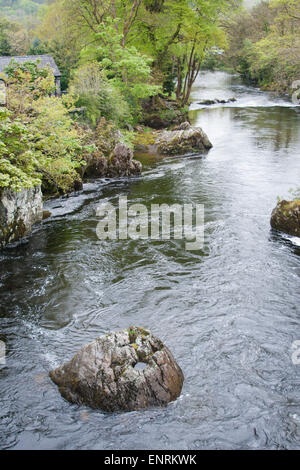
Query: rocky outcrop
[[134, 122, 212, 155], [82, 153, 108, 178], [83, 143, 142, 179], [270, 199, 300, 237], [49, 326, 184, 412], [0, 186, 43, 248], [141, 94, 189, 129], [108, 143, 142, 177]]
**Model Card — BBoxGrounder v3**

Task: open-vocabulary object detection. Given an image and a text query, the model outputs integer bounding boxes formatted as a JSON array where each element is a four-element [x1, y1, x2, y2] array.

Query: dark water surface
[[1, 71, 300, 450]]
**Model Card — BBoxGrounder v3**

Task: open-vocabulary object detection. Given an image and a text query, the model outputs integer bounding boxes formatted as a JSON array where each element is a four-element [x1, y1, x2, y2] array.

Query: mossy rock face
[[83, 144, 142, 178], [133, 129, 159, 153], [134, 123, 212, 156], [49, 326, 184, 412], [141, 95, 189, 129], [271, 200, 300, 237], [82, 152, 108, 178]]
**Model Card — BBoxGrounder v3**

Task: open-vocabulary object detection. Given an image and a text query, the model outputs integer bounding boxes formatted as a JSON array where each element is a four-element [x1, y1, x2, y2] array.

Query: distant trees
[[35, 0, 235, 106], [0, 0, 46, 21], [223, 0, 300, 92], [0, 18, 12, 55]]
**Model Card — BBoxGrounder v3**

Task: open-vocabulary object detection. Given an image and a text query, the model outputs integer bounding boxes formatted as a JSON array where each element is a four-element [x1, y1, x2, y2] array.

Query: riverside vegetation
[[0, 0, 299, 243], [221, 0, 300, 94], [0, 0, 239, 201]]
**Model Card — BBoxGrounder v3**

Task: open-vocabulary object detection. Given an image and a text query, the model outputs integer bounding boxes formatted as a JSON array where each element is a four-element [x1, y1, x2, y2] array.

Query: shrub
[[0, 107, 41, 191], [1, 61, 85, 195], [69, 62, 131, 127]]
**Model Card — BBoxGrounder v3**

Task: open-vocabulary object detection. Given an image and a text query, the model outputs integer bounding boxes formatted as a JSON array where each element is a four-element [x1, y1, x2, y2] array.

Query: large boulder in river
[[156, 123, 212, 155], [271, 199, 300, 237], [83, 153, 108, 178], [49, 326, 184, 412], [0, 186, 43, 248], [134, 122, 212, 155]]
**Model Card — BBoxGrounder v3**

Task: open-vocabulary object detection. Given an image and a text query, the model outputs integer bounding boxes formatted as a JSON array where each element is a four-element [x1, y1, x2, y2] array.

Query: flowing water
[[1, 71, 300, 450]]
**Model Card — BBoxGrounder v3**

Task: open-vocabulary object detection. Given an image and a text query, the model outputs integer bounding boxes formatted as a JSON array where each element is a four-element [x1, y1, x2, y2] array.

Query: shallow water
[[1, 71, 300, 450]]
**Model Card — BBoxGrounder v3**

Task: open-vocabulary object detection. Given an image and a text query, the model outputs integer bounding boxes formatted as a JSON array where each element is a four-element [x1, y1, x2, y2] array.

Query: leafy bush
[[81, 20, 160, 123], [0, 107, 40, 191], [5, 60, 55, 116], [1, 61, 85, 195], [70, 62, 131, 127], [29, 96, 84, 194]]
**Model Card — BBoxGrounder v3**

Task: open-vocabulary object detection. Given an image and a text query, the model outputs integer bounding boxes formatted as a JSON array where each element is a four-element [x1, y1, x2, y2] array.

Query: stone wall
[[0, 186, 43, 248]]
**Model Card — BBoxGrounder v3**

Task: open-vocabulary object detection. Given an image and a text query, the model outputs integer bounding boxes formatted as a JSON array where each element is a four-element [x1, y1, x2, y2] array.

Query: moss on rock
[[271, 199, 300, 237]]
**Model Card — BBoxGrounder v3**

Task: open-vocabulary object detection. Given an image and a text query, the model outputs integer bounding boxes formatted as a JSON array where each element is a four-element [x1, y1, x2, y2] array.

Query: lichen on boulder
[[0, 185, 43, 248], [134, 122, 212, 156], [270, 199, 300, 237], [49, 326, 184, 412]]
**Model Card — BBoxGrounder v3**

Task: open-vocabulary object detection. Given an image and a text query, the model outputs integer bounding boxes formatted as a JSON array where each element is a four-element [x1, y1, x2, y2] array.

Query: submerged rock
[[0, 186, 43, 248], [135, 122, 212, 155], [271, 200, 300, 237], [198, 98, 236, 105], [49, 326, 184, 412]]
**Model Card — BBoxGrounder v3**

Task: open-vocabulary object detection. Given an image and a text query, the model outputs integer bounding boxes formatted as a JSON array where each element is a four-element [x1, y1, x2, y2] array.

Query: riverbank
[[1, 71, 300, 449], [221, 0, 300, 97], [0, 83, 212, 248]]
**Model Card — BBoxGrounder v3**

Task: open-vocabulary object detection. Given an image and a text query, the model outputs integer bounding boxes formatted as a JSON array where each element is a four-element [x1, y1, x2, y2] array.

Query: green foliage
[[225, 0, 300, 92], [79, 118, 120, 158], [0, 18, 13, 55], [0, 107, 41, 191], [81, 20, 160, 121], [35, 0, 238, 110], [5, 59, 54, 89], [69, 62, 131, 127], [1, 62, 84, 195], [5, 60, 55, 117], [0, 0, 46, 22]]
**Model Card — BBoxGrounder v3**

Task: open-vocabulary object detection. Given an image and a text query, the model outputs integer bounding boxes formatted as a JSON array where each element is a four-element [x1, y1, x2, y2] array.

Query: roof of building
[[0, 55, 61, 77]]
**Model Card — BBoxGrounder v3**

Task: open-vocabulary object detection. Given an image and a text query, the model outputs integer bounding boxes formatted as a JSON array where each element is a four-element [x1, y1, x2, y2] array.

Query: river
[[0, 71, 300, 450]]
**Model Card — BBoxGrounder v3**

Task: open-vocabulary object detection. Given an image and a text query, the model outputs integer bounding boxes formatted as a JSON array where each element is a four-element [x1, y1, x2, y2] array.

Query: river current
[[1, 71, 300, 450]]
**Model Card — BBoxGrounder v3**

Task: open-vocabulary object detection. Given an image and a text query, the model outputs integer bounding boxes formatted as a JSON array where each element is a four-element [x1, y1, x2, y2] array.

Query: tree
[[136, 0, 233, 105], [80, 19, 159, 120], [224, 0, 300, 92], [69, 62, 131, 126], [35, 1, 82, 90]]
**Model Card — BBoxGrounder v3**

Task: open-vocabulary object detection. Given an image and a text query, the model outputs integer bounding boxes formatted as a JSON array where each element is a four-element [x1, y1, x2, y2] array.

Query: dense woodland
[[0, 0, 299, 196], [223, 0, 300, 93]]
